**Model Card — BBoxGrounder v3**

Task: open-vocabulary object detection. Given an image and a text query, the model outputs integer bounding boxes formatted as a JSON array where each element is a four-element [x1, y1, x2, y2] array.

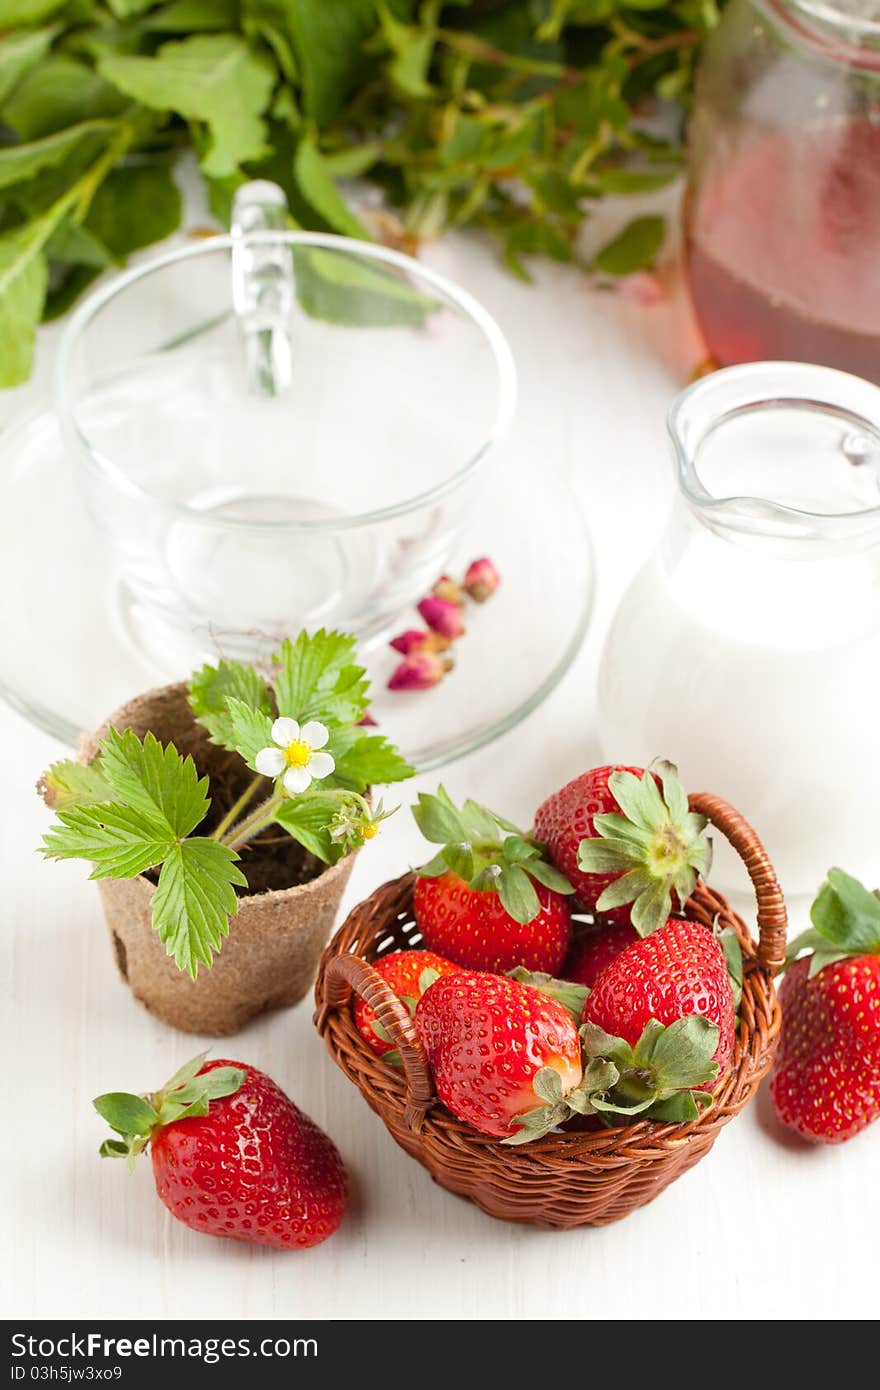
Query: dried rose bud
[[463, 557, 500, 603], [388, 651, 453, 692], [419, 630, 452, 654], [417, 595, 465, 640], [357, 711, 378, 727], [390, 628, 429, 656], [617, 270, 665, 307], [433, 574, 464, 605]]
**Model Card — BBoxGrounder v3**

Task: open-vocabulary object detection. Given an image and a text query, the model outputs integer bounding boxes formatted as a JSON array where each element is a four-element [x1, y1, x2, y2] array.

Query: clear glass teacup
[[54, 183, 516, 667]]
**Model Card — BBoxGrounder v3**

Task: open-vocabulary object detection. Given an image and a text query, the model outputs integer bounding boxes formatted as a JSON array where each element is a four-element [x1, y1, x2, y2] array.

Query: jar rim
[[765, 0, 880, 65]]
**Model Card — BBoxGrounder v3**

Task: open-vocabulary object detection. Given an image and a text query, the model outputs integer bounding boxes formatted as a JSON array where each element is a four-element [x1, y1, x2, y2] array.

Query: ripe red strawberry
[[563, 922, 639, 989], [584, 918, 736, 1074], [769, 868, 880, 1144], [354, 948, 465, 1059], [94, 1055, 348, 1250], [411, 786, 573, 973], [533, 761, 711, 936], [415, 972, 590, 1142]]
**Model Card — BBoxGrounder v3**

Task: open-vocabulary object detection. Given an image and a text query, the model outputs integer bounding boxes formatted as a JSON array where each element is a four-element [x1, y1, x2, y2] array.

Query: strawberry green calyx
[[576, 761, 711, 936], [507, 966, 589, 1026], [93, 1054, 245, 1168], [786, 868, 880, 977], [502, 1059, 620, 1146], [579, 1016, 719, 1123], [413, 786, 574, 926]]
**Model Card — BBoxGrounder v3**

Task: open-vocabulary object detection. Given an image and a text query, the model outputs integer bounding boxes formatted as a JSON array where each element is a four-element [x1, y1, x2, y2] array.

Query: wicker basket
[[314, 793, 786, 1228]]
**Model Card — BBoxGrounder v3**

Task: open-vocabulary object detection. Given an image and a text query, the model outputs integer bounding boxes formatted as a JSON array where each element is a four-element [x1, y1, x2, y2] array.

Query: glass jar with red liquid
[[685, 0, 880, 380]]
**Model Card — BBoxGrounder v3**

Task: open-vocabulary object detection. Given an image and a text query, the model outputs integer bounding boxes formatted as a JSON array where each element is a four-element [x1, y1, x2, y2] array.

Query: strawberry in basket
[[770, 869, 880, 1143], [411, 787, 575, 973], [354, 948, 466, 1062], [534, 761, 712, 936]]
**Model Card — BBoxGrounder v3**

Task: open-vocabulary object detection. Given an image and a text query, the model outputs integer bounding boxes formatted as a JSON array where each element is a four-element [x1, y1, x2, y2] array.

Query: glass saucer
[[0, 407, 593, 771]]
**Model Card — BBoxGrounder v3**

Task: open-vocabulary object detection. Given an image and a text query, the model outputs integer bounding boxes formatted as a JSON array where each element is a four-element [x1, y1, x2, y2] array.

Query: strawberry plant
[[40, 628, 413, 977]]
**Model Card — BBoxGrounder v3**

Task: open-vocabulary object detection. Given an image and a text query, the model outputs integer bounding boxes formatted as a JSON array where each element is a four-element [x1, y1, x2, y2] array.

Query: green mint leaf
[[285, 0, 378, 125], [85, 161, 182, 258], [810, 868, 880, 956], [40, 758, 115, 810], [98, 728, 210, 839], [0, 119, 117, 191], [330, 733, 414, 792], [294, 133, 369, 238], [273, 629, 369, 725], [46, 217, 114, 270], [41, 804, 174, 879], [0, 213, 50, 387], [3, 54, 128, 140], [291, 246, 438, 328], [151, 837, 246, 977], [99, 35, 275, 178], [496, 863, 540, 925], [0, 23, 59, 105], [93, 1092, 158, 1137], [593, 215, 665, 275], [188, 658, 273, 750], [145, 0, 238, 31], [273, 793, 346, 865], [225, 696, 275, 773]]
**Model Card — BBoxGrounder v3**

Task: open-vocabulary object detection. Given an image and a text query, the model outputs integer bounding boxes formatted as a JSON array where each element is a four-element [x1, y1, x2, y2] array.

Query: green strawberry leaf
[[809, 868, 880, 956], [522, 858, 574, 895], [151, 837, 246, 977], [225, 697, 276, 773], [443, 841, 475, 883], [273, 629, 370, 726], [98, 727, 210, 839], [643, 1089, 713, 1123], [496, 864, 541, 925], [508, 967, 589, 1025], [40, 757, 115, 810], [717, 926, 743, 1011], [331, 732, 414, 792], [41, 803, 175, 880], [412, 786, 468, 845], [189, 658, 274, 750], [273, 793, 348, 865], [93, 1092, 158, 1137]]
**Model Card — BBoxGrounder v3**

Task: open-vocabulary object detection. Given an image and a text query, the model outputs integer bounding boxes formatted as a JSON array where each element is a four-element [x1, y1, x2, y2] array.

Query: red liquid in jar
[[686, 120, 880, 381]]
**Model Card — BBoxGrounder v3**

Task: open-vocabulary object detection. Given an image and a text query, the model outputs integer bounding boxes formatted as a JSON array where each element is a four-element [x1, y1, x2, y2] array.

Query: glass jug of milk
[[598, 362, 880, 898]]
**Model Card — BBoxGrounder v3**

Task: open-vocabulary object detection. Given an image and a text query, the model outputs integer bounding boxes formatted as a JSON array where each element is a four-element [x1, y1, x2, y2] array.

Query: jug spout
[[668, 362, 880, 549]]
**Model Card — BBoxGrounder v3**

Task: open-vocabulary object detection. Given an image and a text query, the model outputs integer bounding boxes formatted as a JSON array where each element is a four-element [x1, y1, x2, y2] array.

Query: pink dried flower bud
[[357, 711, 378, 727], [617, 270, 665, 307], [417, 595, 465, 640], [389, 628, 429, 656], [388, 651, 453, 692], [433, 574, 464, 605], [463, 556, 500, 603]]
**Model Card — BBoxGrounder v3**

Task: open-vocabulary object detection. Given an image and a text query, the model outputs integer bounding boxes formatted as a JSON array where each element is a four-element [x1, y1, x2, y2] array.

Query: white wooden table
[[2, 209, 877, 1323]]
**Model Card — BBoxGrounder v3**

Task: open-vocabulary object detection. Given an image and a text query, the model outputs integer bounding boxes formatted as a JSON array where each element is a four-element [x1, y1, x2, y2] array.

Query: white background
[[2, 199, 877, 1321]]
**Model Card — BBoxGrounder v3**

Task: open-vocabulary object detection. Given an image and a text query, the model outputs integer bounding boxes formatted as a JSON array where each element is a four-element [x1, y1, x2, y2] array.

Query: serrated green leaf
[[188, 658, 273, 749], [99, 35, 274, 178], [273, 793, 346, 865], [41, 803, 173, 879], [293, 133, 369, 237], [496, 863, 541, 925], [225, 696, 276, 773], [93, 1091, 158, 1137], [331, 733, 414, 792], [594, 215, 665, 275], [273, 629, 368, 725], [151, 837, 246, 977], [41, 758, 114, 810], [98, 728, 210, 839]]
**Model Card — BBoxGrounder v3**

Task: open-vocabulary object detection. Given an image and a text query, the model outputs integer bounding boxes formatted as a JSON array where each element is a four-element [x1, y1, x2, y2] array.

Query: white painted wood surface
[[2, 217, 877, 1322]]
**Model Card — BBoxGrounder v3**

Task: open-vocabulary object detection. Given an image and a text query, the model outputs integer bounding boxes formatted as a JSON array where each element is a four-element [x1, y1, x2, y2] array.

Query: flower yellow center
[[284, 740, 312, 768], [362, 822, 378, 840]]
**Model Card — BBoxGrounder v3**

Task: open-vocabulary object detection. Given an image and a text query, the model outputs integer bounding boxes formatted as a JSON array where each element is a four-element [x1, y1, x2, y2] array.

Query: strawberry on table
[[534, 760, 712, 936], [770, 869, 880, 1144], [354, 948, 466, 1061], [415, 971, 612, 1143], [94, 1055, 348, 1249], [411, 786, 574, 973]]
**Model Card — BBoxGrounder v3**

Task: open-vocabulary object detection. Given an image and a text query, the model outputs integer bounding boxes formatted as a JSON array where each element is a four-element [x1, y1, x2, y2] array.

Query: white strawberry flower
[[255, 717, 335, 795]]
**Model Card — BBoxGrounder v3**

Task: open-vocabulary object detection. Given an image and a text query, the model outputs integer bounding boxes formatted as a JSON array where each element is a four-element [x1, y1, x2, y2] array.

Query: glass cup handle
[[231, 179, 294, 397]]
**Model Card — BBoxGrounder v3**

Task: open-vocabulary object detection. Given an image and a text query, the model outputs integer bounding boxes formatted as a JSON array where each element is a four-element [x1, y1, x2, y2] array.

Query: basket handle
[[320, 953, 436, 1133], [689, 792, 787, 972]]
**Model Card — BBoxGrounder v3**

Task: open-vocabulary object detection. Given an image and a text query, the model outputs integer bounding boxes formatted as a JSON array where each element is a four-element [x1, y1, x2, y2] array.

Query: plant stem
[[221, 788, 285, 852], [211, 776, 264, 842]]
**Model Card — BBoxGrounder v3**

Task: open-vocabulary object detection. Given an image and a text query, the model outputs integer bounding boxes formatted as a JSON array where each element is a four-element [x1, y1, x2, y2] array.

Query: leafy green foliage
[[189, 657, 273, 750], [580, 1014, 719, 1119], [151, 838, 245, 976], [413, 786, 573, 925], [786, 868, 880, 977], [272, 629, 369, 727], [94, 1053, 246, 1166], [0, 0, 717, 385]]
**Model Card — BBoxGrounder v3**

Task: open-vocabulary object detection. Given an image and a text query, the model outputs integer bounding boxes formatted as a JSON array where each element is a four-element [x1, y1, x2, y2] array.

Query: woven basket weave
[[314, 793, 786, 1228]]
